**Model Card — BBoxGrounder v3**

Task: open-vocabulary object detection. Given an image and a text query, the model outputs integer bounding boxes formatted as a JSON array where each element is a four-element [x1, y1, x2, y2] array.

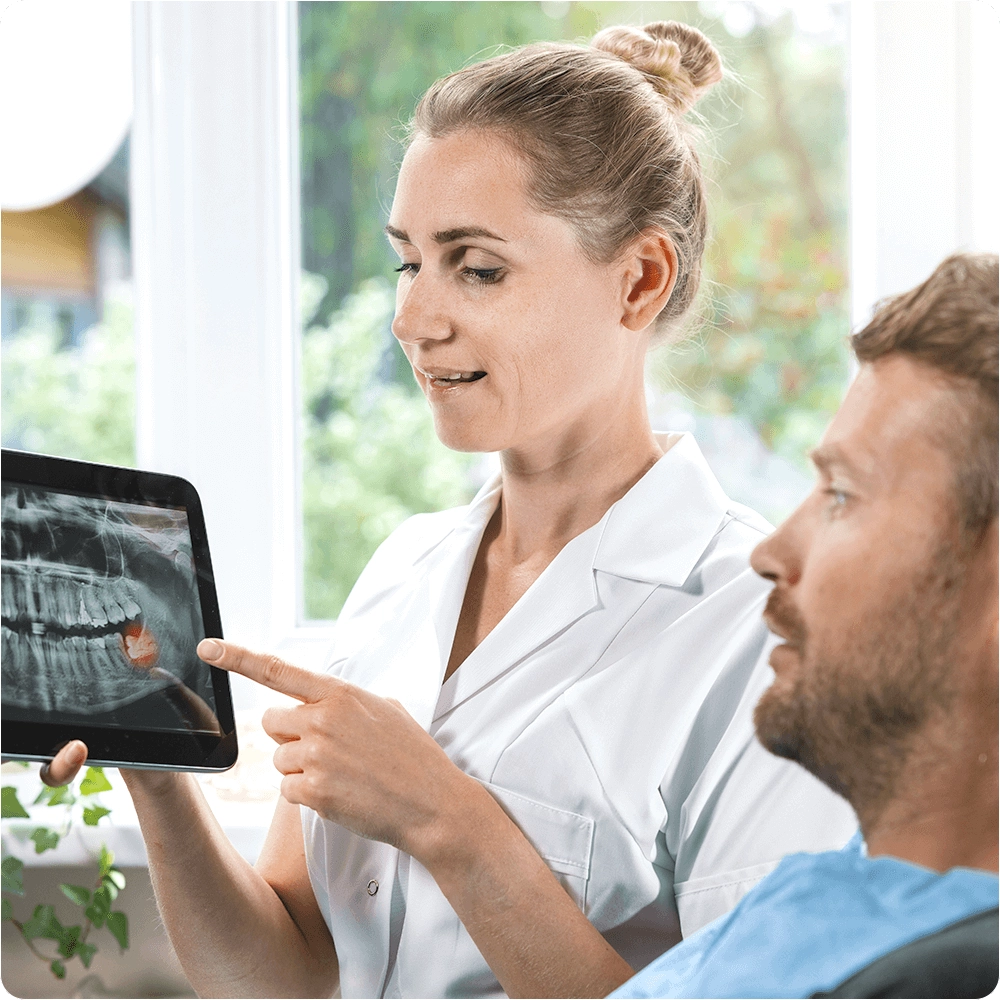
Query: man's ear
[[619, 230, 679, 332]]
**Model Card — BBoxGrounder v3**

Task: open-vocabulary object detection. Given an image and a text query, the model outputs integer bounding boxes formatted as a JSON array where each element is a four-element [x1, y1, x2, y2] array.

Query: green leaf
[[30, 827, 60, 854], [34, 784, 74, 806], [101, 877, 119, 903], [56, 923, 82, 958], [106, 910, 129, 950], [1, 786, 30, 818], [21, 903, 62, 940], [75, 940, 97, 968], [2, 897, 12, 921], [79, 767, 112, 796], [82, 805, 111, 826], [50, 960, 66, 979], [105, 869, 126, 891], [85, 885, 111, 927], [98, 844, 115, 878], [2, 857, 24, 895], [59, 883, 90, 906]]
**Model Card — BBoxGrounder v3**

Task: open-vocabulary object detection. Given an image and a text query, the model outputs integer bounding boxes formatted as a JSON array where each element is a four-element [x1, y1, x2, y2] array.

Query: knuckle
[[261, 654, 287, 688]]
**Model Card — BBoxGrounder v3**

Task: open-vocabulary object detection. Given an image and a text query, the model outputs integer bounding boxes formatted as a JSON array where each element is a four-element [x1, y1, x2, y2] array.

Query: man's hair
[[851, 252, 999, 538]]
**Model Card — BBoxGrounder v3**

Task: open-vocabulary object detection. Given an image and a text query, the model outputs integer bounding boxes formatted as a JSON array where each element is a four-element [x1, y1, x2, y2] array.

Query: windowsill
[[2, 711, 287, 868]]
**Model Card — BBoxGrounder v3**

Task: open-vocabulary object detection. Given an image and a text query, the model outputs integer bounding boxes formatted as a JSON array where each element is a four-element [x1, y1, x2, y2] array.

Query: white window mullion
[[130, 1, 308, 711]]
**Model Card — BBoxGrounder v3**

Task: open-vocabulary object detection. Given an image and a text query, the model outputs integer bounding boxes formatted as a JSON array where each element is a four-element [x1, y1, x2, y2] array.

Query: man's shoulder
[[612, 845, 1000, 999]]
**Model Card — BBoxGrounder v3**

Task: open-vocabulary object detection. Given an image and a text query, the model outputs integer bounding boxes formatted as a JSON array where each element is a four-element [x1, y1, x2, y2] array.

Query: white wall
[[851, 0, 999, 328]]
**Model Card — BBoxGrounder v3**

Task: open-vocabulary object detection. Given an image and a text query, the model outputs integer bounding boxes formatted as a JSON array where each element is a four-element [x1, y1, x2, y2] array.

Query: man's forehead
[[815, 355, 957, 480]]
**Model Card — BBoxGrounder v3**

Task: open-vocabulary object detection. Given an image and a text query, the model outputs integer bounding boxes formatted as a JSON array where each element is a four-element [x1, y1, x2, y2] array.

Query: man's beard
[[754, 550, 964, 822]]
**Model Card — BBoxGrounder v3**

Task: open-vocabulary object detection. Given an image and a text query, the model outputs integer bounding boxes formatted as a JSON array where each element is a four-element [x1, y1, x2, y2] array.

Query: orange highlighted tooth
[[118, 622, 159, 670]]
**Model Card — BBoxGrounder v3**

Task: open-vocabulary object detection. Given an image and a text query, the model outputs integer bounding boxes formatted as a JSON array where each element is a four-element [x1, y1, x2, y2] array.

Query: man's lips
[[768, 642, 801, 673]]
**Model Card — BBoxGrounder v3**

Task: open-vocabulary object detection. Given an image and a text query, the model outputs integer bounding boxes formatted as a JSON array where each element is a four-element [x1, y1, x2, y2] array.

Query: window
[[1, 1, 135, 468], [297, 1, 850, 620]]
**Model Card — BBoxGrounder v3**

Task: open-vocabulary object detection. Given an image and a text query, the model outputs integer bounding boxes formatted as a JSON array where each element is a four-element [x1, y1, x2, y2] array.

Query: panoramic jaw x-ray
[[1, 486, 219, 733]]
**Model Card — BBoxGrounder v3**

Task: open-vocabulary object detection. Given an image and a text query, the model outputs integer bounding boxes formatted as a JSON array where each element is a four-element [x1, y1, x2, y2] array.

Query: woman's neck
[[493, 394, 662, 566]]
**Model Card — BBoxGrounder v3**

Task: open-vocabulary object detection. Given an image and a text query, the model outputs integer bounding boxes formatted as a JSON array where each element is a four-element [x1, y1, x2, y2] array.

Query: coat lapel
[[433, 519, 604, 721], [353, 481, 500, 731]]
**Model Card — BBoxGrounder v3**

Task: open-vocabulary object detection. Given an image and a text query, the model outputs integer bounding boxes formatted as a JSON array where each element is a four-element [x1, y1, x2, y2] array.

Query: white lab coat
[[302, 433, 857, 999]]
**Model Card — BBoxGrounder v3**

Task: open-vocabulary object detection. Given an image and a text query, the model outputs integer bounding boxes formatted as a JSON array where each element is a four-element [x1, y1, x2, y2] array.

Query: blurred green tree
[[1, 294, 135, 467]]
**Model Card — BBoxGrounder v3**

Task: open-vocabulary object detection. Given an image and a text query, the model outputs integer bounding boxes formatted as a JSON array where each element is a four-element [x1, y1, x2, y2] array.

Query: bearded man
[[613, 253, 999, 999]]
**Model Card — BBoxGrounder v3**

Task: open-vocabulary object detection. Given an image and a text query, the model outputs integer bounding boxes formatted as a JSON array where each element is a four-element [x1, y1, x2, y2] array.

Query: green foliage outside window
[[1, 294, 136, 467]]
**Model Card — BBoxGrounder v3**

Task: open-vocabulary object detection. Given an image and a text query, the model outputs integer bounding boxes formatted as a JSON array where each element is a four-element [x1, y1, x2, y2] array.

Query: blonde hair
[[409, 21, 723, 342]]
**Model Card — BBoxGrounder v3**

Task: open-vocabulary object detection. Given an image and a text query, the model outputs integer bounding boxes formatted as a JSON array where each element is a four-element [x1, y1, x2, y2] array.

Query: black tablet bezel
[[1, 449, 238, 772]]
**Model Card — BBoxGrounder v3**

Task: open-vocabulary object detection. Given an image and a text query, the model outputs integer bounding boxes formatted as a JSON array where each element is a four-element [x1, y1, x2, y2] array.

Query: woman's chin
[[432, 417, 504, 455]]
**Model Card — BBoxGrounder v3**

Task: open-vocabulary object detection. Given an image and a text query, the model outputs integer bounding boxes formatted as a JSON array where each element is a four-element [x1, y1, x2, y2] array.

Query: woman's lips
[[417, 368, 488, 391]]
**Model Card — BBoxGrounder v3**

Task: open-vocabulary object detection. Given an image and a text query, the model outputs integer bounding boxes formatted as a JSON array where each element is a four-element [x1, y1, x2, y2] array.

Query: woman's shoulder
[[336, 503, 474, 619]]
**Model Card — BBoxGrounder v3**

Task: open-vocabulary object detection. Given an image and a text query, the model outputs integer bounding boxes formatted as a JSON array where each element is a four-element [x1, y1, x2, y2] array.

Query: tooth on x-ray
[[1, 487, 216, 724]]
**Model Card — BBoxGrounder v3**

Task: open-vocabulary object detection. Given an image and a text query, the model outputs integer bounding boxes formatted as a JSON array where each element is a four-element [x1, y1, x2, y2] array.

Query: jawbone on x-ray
[[1, 486, 219, 731]]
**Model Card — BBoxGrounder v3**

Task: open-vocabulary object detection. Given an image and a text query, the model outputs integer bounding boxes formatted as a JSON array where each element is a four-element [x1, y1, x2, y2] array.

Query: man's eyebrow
[[809, 444, 860, 476], [383, 224, 507, 245]]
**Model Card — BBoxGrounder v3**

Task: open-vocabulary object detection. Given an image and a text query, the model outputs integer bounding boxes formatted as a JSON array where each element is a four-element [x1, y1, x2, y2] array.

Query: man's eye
[[826, 488, 850, 511], [394, 262, 419, 276]]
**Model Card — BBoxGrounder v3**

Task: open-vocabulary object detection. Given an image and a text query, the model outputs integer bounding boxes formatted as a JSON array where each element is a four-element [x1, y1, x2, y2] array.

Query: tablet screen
[[2, 483, 222, 737]]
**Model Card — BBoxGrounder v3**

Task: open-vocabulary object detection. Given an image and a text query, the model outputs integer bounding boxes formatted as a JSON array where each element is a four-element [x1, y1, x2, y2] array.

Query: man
[[612, 252, 999, 998]]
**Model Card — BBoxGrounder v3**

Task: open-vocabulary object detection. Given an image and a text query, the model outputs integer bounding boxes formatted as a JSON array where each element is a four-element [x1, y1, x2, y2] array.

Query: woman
[[45, 21, 856, 999]]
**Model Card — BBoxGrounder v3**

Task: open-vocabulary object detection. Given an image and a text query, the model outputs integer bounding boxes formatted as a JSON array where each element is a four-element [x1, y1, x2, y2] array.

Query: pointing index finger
[[198, 639, 329, 702]]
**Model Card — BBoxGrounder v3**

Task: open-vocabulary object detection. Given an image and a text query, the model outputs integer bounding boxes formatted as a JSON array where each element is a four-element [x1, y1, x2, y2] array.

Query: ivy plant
[[1, 763, 130, 981]]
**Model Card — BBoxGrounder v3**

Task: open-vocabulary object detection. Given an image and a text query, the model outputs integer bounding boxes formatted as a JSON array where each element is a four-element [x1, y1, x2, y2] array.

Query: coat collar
[[592, 431, 731, 587], [421, 433, 732, 722], [414, 431, 731, 590]]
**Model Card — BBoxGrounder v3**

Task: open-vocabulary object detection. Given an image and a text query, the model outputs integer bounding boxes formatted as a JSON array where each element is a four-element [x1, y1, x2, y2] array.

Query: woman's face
[[387, 130, 649, 459]]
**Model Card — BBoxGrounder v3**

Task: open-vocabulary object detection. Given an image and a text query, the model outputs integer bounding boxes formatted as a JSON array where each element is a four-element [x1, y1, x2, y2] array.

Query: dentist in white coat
[[44, 21, 857, 1000]]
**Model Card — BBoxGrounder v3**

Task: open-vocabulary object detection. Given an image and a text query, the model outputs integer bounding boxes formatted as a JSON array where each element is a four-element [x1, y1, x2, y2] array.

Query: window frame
[[129, 0, 994, 709]]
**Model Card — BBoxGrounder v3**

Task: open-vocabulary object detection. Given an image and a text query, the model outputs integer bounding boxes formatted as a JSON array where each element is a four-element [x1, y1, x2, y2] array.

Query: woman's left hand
[[197, 638, 473, 857]]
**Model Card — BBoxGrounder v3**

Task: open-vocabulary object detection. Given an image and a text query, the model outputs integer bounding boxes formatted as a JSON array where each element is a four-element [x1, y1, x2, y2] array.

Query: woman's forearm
[[123, 771, 337, 999], [415, 779, 633, 999]]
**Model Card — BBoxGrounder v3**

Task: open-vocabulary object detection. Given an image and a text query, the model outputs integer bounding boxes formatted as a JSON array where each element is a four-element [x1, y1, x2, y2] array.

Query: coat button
[[367, 879, 379, 896]]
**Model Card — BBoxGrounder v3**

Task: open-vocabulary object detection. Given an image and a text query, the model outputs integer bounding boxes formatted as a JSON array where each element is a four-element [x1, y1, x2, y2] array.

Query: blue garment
[[611, 833, 999, 999]]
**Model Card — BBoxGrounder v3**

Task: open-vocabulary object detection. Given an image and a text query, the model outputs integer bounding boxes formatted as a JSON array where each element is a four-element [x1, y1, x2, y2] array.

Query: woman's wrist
[[120, 766, 192, 801], [405, 770, 509, 877]]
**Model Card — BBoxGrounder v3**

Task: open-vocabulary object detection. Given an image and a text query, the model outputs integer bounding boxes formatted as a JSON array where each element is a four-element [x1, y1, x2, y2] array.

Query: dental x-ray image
[[1, 484, 221, 734]]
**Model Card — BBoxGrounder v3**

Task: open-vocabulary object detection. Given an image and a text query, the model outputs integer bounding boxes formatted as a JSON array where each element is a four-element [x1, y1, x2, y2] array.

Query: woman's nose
[[391, 274, 453, 345]]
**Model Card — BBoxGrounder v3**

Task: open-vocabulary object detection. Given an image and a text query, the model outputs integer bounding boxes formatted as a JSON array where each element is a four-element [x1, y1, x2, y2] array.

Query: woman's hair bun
[[591, 21, 723, 113]]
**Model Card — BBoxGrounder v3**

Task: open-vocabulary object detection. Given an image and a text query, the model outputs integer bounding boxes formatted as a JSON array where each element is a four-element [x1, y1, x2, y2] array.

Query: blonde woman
[[46, 22, 856, 999]]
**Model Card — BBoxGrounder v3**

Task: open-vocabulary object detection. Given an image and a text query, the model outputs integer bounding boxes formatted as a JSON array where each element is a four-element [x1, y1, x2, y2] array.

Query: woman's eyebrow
[[383, 223, 507, 245], [433, 226, 506, 245]]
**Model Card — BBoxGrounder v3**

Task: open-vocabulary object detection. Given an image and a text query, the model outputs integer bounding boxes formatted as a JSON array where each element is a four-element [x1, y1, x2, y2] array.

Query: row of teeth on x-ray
[[2, 564, 141, 634], [0, 625, 157, 711]]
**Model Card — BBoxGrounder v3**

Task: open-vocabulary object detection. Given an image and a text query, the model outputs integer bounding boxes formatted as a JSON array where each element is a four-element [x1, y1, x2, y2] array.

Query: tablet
[[1, 449, 237, 771]]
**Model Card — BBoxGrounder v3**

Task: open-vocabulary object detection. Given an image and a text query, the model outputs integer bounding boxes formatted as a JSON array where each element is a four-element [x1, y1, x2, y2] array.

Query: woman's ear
[[619, 231, 678, 332]]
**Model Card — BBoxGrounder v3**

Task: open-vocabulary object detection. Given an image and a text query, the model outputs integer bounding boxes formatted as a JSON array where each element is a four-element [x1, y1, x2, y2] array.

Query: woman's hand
[[39, 739, 89, 787], [197, 638, 473, 859]]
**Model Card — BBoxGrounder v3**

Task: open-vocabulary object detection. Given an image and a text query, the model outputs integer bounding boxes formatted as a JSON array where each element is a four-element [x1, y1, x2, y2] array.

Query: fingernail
[[69, 742, 86, 765], [198, 638, 224, 661]]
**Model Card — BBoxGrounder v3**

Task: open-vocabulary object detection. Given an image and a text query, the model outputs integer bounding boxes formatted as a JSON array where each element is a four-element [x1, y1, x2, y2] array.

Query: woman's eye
[[462, 266, 502, 285], [394, 262, 419, 276]]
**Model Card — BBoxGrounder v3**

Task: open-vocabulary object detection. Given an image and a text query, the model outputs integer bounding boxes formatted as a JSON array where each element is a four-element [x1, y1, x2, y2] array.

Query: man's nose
[[391, 273, 453, 345], [751, 506, 806, 587]]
